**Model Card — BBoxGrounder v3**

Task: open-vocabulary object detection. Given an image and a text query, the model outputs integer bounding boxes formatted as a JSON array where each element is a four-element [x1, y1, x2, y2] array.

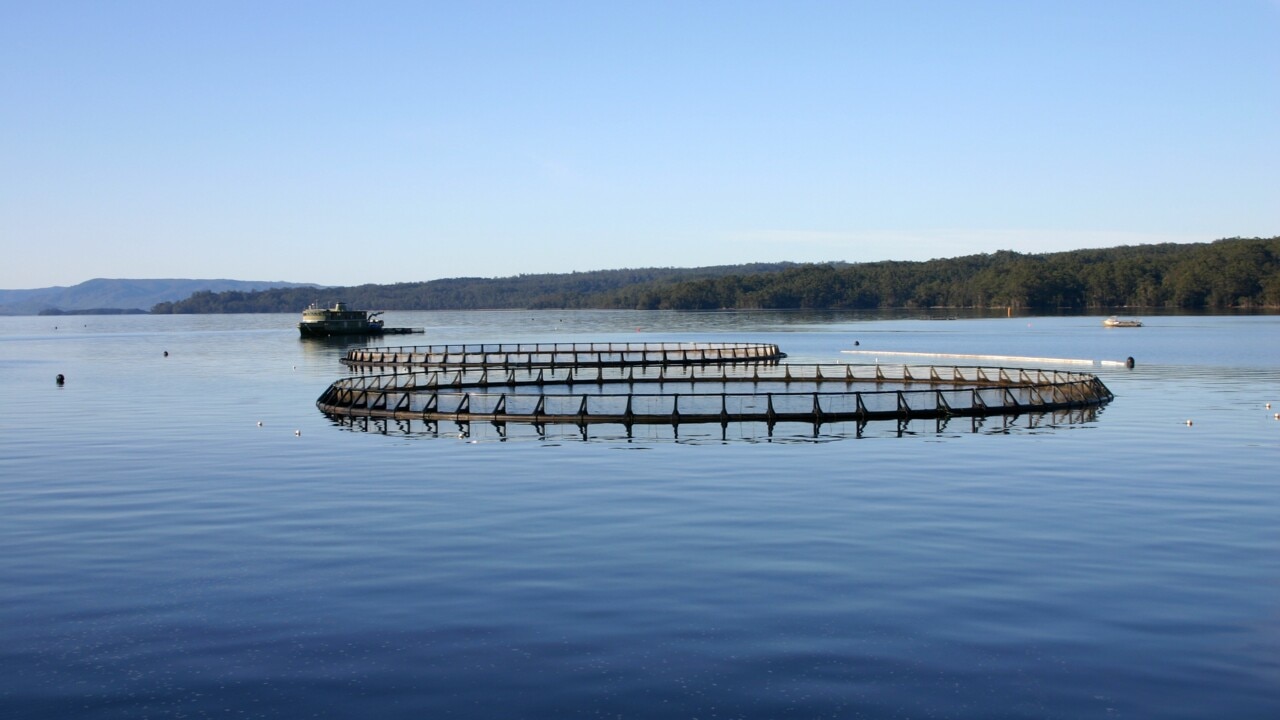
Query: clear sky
[[2, 0, 1277, 289]]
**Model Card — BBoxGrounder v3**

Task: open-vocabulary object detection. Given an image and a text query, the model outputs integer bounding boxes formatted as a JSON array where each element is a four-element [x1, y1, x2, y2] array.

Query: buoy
[[1185, 419, 1193, 426], [854, 340, 860, 346], [294, 430, 301, 436], [163, 351, 168, 357], [1126, 356, 1135, 369], [1273, 413, 1279, 420], [55, 373, 65, 386], [1267, 403, 1272, 409], [257, 421, 263, 427]]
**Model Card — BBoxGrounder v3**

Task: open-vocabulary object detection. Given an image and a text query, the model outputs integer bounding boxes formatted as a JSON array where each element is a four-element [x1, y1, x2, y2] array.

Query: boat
[[298, 302, 386, 337], [1103, 316, 1143, 328]]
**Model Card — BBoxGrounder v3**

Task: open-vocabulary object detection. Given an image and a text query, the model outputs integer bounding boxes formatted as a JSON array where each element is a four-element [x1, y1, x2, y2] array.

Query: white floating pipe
[[841, 349, 1129, 367]]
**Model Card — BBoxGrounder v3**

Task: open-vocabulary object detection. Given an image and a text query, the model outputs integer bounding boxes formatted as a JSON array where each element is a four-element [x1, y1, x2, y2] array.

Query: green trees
[[625, 238, 1280, 311], [152, 237, 1280, 313]]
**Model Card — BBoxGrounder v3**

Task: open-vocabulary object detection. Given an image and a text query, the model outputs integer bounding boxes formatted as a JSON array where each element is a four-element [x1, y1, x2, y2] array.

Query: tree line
[[151, 237, 1280, 313]]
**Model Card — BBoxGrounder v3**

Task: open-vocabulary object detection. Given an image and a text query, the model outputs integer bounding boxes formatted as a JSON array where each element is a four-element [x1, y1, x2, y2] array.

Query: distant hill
[[12, 238, 1280, 315], [150, 264, 801, 313], [0, 278, 317, 315], [150, 237, 1280, 313]]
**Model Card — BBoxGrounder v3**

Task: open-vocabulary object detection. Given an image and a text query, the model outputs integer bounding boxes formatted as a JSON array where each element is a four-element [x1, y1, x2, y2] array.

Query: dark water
[[2, 311, 1278, 718]]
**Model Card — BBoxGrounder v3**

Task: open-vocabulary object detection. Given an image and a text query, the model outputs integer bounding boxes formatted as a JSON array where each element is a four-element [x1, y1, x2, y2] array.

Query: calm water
[[2, 310, 1278, 718]]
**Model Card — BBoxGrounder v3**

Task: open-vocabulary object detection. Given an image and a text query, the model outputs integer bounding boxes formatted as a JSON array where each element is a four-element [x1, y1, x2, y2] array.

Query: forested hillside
[[150, 264, 797, 313], [152, 238, 1280, 313], [596, 237, 1280, 310]]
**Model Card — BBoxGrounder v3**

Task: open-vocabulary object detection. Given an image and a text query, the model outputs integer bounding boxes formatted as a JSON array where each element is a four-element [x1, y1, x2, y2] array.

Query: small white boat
[[1103, 316, 1143, 328]]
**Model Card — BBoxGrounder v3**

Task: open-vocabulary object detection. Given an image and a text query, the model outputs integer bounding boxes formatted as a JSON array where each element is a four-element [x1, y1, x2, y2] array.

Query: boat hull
[[1103, 317, 1143, 328], [298, 322, 385, 338]]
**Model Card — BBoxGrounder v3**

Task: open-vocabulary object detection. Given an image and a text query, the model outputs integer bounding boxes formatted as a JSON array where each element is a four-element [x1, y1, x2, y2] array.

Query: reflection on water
[[326, 406, 1104, 444]]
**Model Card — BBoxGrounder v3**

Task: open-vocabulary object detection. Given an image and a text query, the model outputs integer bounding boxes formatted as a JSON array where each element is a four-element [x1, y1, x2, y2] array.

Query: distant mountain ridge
[[150, 263, 802, 313], [150, 237, 1280, 313], [0, 278, 316, 315]]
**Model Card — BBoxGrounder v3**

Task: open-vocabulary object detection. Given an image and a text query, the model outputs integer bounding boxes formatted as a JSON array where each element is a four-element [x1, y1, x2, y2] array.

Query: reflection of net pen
[[317, 357, 1113, 433]]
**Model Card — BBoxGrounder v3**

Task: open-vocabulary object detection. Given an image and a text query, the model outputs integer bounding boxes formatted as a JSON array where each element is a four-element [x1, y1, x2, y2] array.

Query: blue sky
[[2, 0, 1277, 289]]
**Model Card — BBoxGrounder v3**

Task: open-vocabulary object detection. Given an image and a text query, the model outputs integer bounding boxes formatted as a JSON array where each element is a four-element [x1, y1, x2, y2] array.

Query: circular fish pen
[[318, 342, 1114, 441]]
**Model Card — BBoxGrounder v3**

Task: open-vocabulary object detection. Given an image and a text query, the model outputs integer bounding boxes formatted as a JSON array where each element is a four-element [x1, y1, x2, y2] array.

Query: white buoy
[[257, 421, 263, 427], [1185, 420, 1193, 426], [1267, 403, 1272, 409], [294, 429, 301, 436]]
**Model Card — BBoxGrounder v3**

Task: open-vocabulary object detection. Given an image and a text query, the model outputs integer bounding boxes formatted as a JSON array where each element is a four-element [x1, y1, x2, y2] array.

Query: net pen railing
[[341, 341, 787, 368], [322, 362, 1104, 392], [317, 362, 1113, 426]]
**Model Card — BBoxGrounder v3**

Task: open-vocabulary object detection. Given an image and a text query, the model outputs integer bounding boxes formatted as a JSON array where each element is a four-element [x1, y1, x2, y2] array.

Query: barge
[[298, 302, 422, 338]]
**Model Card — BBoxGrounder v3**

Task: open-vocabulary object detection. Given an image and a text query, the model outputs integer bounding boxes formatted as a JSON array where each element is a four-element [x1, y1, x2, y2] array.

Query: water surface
[[2, 311, 1278, 718]]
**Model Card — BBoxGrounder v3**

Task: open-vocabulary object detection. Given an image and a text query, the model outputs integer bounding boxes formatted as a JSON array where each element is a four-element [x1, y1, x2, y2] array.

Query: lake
[[2, 310, 1278, 718]]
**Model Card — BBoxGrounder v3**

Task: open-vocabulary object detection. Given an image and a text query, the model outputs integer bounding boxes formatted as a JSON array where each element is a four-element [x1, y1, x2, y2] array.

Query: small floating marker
[[1126, 356, 1135, 369], [257, 421, 263, 427], [1266, 403, 1272, 409], [163, 350, 169, 357], [1185, 419, 1193, 426], [55, 373, 65, 386], [1273, 413, 1279, 420], [294, 429, 301, 436]]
